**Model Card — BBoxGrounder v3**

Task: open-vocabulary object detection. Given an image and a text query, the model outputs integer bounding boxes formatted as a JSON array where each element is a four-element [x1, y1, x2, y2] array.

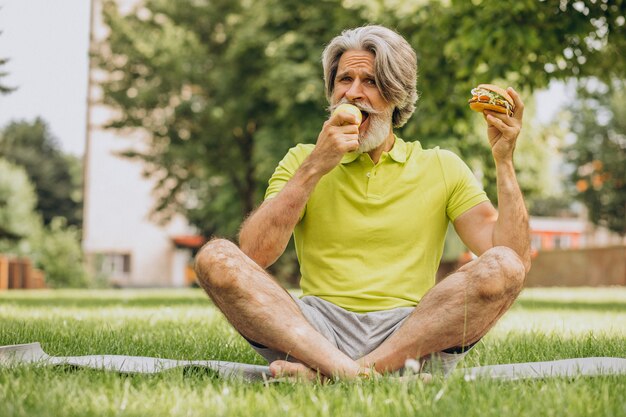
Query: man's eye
[[339, 76, 352, 83], [366, 79, 376, 86]]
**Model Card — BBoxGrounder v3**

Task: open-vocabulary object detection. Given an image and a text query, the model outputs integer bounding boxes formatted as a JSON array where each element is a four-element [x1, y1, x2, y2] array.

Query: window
[[553, 235, 571, 249], [96, 253, 131, 275]]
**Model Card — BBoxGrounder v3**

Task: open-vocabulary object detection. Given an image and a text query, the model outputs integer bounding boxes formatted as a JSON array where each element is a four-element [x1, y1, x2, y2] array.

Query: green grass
[[1, 287, 625, 417]]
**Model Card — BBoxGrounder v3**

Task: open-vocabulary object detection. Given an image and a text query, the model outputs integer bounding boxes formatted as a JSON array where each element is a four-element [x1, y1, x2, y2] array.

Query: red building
[[529, 217, 586, 251]]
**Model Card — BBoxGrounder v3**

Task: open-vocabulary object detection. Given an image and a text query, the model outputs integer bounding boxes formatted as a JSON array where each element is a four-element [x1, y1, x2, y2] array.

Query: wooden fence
[[0, 256, 46, 290], [524, 245, 626, 287], [438, 245, 626, 287]]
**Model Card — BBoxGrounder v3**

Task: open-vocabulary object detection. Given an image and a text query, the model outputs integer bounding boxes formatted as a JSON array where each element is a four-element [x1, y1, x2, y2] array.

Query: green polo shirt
[[265, 136, 489, 312]]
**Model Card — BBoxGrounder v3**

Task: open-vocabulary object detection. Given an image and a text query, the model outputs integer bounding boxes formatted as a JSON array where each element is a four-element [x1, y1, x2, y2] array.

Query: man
[[194, 25, 531, 380]]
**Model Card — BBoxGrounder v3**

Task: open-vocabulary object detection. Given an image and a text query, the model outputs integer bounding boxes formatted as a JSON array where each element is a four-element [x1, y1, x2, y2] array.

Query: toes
[[269, 360, 289, 377], [269, 360, 318, 381]]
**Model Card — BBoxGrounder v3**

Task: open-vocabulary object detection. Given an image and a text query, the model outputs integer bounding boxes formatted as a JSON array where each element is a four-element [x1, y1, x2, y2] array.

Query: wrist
[[301, 152, 335, 181], [494, 158, 516, 179]]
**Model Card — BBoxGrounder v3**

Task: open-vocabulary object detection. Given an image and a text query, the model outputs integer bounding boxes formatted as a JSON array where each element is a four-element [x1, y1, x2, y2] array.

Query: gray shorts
[[247, 295, 475, 375]]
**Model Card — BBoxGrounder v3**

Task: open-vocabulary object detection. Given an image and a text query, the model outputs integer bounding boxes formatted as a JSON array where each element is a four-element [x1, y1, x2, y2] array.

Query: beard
[[357, 108, 392, 153]]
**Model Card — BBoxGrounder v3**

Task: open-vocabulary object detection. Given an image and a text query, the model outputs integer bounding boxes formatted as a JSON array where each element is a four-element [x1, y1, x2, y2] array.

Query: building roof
[[171, 235, 206, 249], [529, 217, 586, 234]]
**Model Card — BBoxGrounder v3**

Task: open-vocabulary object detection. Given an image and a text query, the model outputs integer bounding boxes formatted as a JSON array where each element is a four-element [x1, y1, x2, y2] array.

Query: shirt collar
[[340, 135, 408, 164], [340, 152, 360, 164], [388, 136, 407, 163]]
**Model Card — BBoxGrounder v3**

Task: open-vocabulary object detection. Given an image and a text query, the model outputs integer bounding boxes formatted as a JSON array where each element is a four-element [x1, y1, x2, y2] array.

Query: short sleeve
[[264, 144, 315, 200], [437, 149, 490, 222]]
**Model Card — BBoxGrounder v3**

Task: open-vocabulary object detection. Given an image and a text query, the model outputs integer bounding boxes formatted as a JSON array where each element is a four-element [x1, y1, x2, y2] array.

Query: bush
[[30, 217, 90, 288], [0, 159, 40, 252]]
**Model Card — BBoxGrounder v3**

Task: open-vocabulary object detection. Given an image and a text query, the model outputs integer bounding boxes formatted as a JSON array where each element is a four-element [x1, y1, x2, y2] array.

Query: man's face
[[332, 50, 394, 153]]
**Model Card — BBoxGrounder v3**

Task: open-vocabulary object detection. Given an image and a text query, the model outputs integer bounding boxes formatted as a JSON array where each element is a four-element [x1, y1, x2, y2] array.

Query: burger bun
[[469, 102, 509, 114], [477, 84, 514, 105]]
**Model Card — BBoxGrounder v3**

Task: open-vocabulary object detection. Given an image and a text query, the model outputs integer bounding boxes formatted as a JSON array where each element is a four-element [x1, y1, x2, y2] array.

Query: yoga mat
[[1, 342, 625, 382], [0, 342, 271, 381]]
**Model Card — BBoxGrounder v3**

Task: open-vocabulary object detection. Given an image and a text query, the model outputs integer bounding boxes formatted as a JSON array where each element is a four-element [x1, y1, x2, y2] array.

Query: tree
[[566, 79, 626, 235], [0, 118, 83, 228], [96, 0, 366, 237], [96, 0, 626, 239], [0, 159, 89, 287], [389, 0, 626, 205], [0, 56, 14, 94], [0, 29, 16, 95], [30, 217, 90, 288], [0, 159, 40, 251]]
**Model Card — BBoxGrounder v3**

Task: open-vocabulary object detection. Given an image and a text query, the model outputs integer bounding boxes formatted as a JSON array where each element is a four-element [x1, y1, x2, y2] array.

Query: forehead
[[337, 50, 375, 74]]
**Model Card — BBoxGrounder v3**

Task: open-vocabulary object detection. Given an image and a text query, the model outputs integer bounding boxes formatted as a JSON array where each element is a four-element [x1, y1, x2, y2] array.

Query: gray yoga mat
[[0, 342, 271, 381], [1, 342, 625, 382]]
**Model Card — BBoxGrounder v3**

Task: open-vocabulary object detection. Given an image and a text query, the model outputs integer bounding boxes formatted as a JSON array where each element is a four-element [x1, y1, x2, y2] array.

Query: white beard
[[358, 109, 392, 153]]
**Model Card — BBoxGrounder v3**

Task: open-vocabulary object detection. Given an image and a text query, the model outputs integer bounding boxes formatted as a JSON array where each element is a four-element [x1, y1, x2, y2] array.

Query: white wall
[[83, 0, 196, 287]]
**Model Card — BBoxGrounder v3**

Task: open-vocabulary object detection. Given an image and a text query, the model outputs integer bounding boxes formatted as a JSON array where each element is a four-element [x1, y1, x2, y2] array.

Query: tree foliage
[[566, 79, 626, 235], [0, 159, 88, 286], [30, 217, 90, 288], [0, 28, 16, 95], [0, 118, 83, 228], [0, 159, 40, 248], [96, 0, 626, 239], [96, 0, 366, 236], [0, 56, 14, 95]]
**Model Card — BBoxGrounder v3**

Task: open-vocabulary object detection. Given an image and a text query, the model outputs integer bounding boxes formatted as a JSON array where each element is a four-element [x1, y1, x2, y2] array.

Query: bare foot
[[268, 360, 382, 384], [269, 360, 323, 383]]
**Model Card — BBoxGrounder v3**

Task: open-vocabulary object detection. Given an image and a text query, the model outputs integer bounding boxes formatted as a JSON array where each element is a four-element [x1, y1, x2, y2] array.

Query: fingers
[[344, 136, 360, 152], [484, 112, 519, 141], [330, 111, 361, 127], [485, 112, 512, 130], [319, 120, 360, 152], [483, 109, 520, 129]]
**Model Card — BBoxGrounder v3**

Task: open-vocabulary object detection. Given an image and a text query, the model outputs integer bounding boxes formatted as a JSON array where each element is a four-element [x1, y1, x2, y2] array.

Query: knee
[[194, 238, 240, 289], [472, 246, 526, 300]]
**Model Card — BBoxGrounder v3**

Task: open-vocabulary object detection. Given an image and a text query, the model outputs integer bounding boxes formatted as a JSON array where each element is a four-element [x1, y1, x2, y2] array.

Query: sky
[[0, 0, 91, 156], [0, 0, 569, 157]]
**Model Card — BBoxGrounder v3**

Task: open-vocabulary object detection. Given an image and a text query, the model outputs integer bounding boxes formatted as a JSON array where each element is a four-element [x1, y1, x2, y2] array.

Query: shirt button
[[366, 172, 371, 178]]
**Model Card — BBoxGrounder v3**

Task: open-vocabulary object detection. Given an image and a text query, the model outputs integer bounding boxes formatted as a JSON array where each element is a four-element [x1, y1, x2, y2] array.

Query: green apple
[[332, 103, 362, 126]]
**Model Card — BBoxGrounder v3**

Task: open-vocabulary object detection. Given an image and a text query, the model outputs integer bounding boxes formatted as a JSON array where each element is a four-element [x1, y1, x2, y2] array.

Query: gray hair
[[322, 25, 418, 128]]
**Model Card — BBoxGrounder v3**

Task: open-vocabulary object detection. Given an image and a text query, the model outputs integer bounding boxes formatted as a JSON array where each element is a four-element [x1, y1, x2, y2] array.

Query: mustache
[[328, 99, 381, 116]]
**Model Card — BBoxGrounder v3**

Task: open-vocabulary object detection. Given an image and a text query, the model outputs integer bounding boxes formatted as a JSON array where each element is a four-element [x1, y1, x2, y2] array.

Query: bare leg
[[359, 246, 526, 373], [194, 238, 362, 379]]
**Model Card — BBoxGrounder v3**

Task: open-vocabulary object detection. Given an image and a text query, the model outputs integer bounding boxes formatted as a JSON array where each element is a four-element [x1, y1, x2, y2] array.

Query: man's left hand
[[483, 87, 524, 163]]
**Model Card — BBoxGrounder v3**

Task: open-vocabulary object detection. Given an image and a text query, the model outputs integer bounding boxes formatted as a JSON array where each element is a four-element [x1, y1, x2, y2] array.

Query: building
[[529, 217, 585, 251], [530, 216, 625, 252], [82, 0, 200, 287]]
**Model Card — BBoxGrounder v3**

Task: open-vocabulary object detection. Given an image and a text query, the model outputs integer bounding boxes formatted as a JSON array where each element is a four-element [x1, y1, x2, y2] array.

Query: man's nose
[[345, 79, 364, 101]]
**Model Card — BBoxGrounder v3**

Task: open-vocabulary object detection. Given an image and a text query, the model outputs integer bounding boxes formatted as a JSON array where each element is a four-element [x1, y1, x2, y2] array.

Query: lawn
[[0, 287, 624, 417]]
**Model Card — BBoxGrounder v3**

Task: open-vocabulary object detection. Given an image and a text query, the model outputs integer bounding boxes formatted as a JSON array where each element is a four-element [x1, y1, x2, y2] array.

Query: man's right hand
[[309, 111, 360, 175]]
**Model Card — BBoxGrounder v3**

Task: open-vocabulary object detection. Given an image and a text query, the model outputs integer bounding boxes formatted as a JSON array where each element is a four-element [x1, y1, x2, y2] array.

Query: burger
[[468, 84, 515, 116]]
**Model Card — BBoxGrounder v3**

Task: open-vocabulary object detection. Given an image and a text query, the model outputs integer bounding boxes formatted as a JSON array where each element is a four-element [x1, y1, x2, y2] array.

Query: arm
[[454, 87, 531, 272], [238, 158, 323, 269], [239, 111, 361, 268]]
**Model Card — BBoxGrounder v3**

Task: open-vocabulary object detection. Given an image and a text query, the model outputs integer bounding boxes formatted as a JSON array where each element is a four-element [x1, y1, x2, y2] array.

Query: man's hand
[[483, 87, 524, 162], [309, 111, 360, 175]]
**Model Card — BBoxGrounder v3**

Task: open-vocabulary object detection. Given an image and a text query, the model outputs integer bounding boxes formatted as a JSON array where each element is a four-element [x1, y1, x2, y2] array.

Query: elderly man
[[194, 25, 531, 380]]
